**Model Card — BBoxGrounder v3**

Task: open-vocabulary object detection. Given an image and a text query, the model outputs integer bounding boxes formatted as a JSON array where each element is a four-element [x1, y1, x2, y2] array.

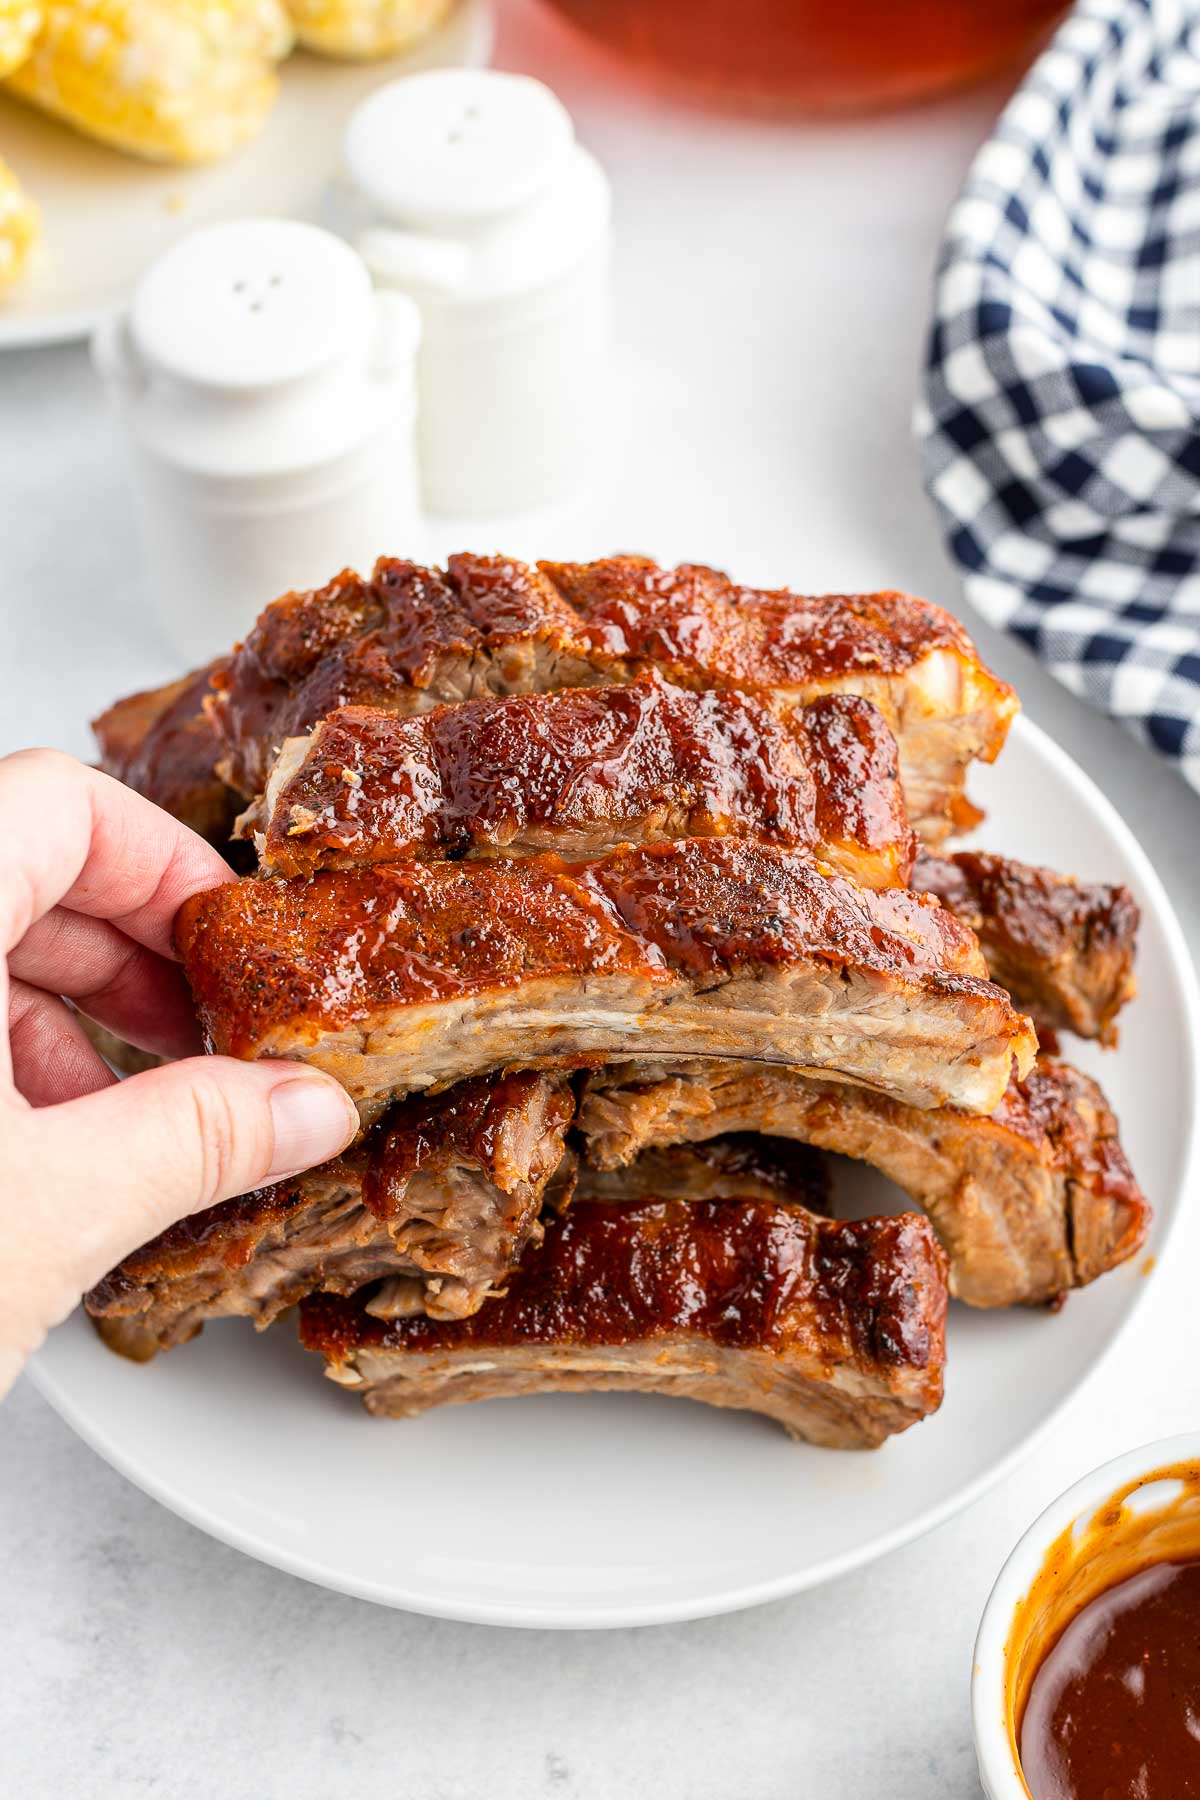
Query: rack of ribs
[[298, 1199, 949, 1448], [206, 553, 1018, 844], [176, 839, 1036, 1118], [248, 678, 916, 890], [87, 557, 1132, 1050], [77, 544, 1147, 1452], [912, 851, 1138, 1045], [576, 1058, 1149, 1308]]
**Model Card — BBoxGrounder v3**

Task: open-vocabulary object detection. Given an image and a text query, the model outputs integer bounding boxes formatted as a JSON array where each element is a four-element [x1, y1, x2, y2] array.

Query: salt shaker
[[91, 219, 422, 667], [343, 69, 612, 517]]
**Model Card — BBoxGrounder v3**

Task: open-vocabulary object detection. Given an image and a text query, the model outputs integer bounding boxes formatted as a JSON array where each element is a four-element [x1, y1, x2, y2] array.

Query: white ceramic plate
[[30, 715, 1200, 1628], [0, 0, 493, 349]]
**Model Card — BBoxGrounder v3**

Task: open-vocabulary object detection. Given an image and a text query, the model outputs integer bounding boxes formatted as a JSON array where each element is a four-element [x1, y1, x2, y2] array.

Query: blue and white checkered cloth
[[918, 0, 1200, 795]]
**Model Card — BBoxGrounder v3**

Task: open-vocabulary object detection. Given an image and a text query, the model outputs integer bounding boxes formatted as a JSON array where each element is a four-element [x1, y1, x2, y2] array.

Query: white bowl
[[973, 1432, 1200, 1798]]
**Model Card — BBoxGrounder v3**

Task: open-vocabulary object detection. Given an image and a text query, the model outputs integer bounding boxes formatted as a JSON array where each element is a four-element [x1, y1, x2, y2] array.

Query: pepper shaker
[[343, 69, 612, 517], [92, 218, 422, 666]]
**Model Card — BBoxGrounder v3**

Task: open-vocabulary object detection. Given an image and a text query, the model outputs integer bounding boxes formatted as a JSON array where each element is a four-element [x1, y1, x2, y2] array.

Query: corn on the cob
[[4, 1, 295, 164], [0, 2, 41, 77], [285, 0, 453, 60], [0, 155, 40, 291]]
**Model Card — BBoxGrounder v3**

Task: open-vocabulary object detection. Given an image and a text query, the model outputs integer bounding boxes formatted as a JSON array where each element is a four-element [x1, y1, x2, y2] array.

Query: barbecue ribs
[[208, 553, 1018, 842], [86, 1078, 828, 1359], [299, 1199, 949, 1447], [577, 1058, 1149, 1307], [92, 659, 240, 849], [88, 654, 1134, 1051], [177, 839, 1036, 1117], [87, 1070, 576, 1358], [80, 545, 1145, 1439], [913, 850, 1138, 1044], [250, 678, 916, 889]]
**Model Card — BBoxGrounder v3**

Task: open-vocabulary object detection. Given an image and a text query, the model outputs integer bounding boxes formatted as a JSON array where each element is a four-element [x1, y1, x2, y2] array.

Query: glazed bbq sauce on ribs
[[207, 552, 1017, 844], [175, 837, 1035, 1123], [252, 677, 914, 888], [178, 836, 999, 1058], [300, 1199, 948, 1373], [912, 849, 1138, 1044]]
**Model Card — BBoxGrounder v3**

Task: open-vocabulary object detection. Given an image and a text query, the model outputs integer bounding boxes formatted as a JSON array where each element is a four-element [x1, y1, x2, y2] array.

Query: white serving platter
[[0, 0, 492, 349], [30, 715, 1199, 1628]]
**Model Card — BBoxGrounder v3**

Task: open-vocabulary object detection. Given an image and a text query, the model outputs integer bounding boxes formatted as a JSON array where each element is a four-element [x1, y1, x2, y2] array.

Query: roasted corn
[[285, 0, 453, 59], [0, 155, 40, 291], [4, 1, 295, 164], [0, 2, 41, 78]]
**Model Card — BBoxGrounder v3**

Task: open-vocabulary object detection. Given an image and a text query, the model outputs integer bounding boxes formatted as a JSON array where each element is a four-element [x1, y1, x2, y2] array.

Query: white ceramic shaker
[[91, 218, 422, 666], [343, 69, 612, 517]]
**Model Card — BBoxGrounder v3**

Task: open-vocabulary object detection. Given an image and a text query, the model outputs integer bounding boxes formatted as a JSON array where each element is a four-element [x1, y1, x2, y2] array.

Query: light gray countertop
[[2, 6, 1198, 1795]]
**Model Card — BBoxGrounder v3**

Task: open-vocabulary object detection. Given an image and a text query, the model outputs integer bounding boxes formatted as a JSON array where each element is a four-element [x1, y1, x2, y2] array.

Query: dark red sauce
[[1019, 1558, 1200, 1799], [541, 1, 1067, 112]]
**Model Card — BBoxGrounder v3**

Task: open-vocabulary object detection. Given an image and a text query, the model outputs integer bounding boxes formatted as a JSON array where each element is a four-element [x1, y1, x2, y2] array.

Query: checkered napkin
[[917, 0, 1200, 795]]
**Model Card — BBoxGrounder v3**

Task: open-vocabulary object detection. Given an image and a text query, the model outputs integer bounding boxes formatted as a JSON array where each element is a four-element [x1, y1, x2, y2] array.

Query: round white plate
[[30, 715, 1199, 1628], [0, 0, 493, 349]]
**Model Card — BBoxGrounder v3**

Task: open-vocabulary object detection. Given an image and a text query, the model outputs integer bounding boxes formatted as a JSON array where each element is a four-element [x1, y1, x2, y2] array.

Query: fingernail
[[266, 1075, 358, 1182]]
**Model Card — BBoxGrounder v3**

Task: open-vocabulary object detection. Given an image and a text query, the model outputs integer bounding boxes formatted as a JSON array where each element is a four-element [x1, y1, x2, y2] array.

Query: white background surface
[[1, 3, 1198, 1794]]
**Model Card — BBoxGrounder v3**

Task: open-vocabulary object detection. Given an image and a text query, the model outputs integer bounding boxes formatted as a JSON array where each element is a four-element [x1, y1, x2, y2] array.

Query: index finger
[[0, 749, 236, 961]]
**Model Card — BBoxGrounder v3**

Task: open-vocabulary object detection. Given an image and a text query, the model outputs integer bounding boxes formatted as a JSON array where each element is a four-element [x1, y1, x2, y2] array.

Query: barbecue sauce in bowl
[[1005, 1461, 1200, 1799], [1019, 1560, 1200, 1797]]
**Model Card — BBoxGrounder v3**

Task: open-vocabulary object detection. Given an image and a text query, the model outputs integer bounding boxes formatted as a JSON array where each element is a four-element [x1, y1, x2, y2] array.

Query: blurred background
[[4, 6, 1199, 1799]]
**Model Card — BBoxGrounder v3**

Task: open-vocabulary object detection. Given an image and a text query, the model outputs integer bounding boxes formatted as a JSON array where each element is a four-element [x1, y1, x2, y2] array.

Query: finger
[[7, 981, 115, 1106], [9, 907, 202, 1059], [7, 1058, 359, 1342], [0, 749, 235, 961]]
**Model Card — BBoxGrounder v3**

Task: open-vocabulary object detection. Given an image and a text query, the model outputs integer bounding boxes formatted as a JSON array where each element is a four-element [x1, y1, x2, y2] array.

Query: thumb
[[5, 1057, 359, 1362]]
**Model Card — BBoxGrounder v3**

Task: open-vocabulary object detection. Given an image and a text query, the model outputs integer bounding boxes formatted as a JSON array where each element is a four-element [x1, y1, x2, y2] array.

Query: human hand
[[0, 749, 359, 1397]]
